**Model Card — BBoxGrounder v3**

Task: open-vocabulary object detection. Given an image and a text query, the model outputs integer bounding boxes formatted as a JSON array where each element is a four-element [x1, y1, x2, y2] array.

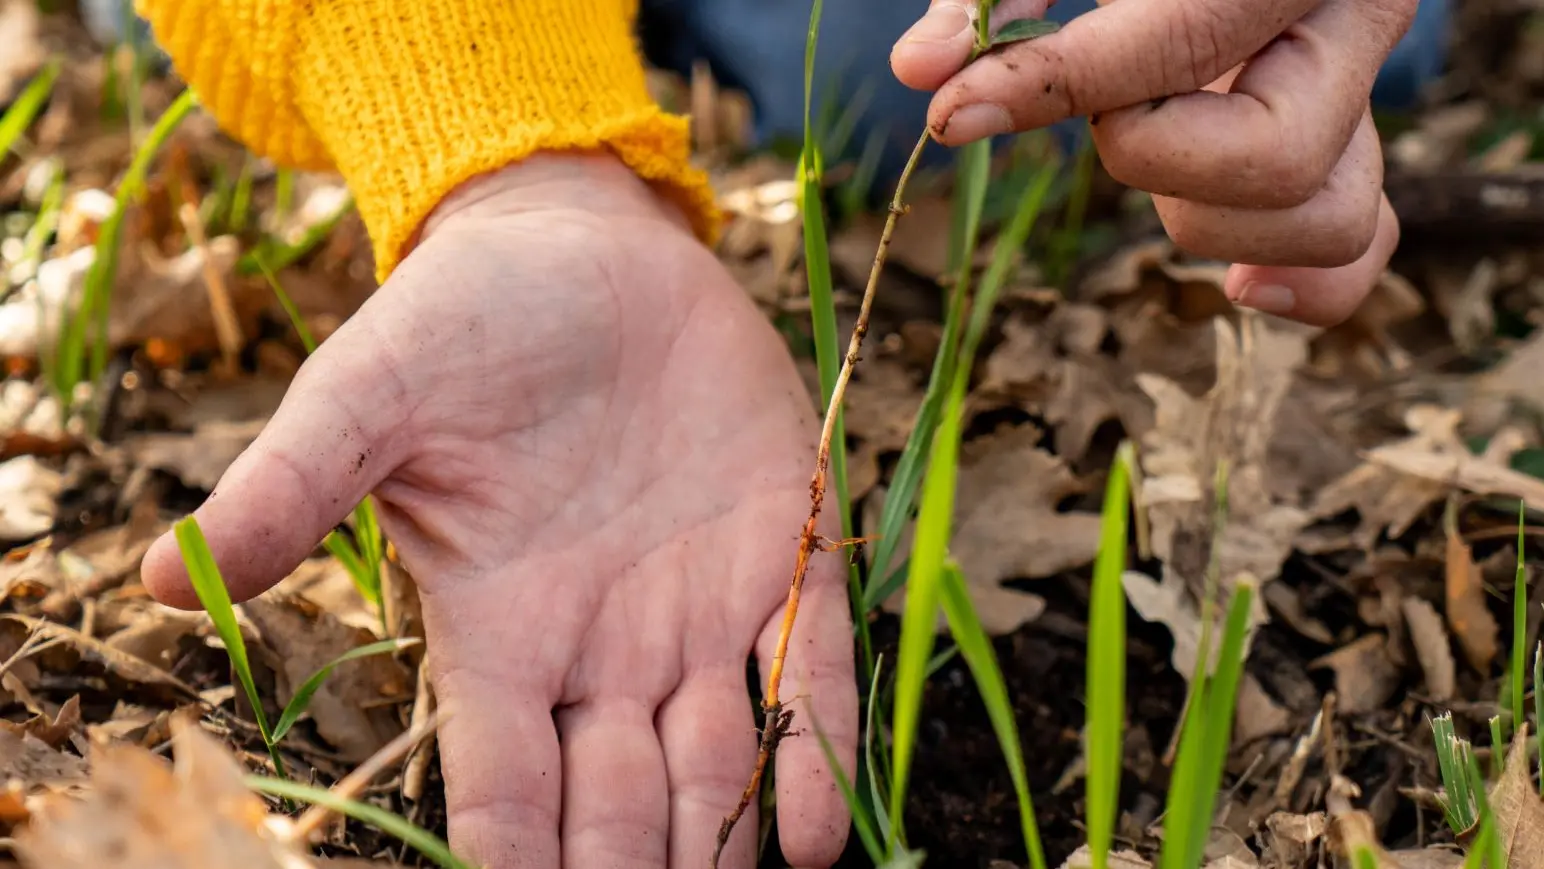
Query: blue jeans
[[640, 0, 1452, 174]]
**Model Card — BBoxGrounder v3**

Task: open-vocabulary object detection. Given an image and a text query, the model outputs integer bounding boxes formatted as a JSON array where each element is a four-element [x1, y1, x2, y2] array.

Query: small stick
[[711, 128, 931, 869], [289, 706, 451, 843]]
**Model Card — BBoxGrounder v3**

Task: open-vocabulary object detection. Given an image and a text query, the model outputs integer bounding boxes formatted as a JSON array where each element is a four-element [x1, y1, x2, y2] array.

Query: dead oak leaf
[[1137, 315, 1312, 597], [1122, 569, 1291, 743], [1308, 634, 1401, 716], [1445, 524, 1500, 673], [1401, 597, 1457, 701], [874, 423, 1100, 635], [1490, 726, 1544, 867], [0, 695, 81, 750], [241, 594, 410, 761], [122, 418, 267, 491], [0, 456, 61, 543], [13, 716, 317, 869]]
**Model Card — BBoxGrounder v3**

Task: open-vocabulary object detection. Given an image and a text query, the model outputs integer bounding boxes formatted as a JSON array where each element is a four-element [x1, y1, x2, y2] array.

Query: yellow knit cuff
[[136, 0, 721, 284]]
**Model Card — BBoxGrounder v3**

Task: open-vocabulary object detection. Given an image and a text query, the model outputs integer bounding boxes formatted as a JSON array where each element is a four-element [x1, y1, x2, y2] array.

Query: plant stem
[[712, 127, 931, 869]]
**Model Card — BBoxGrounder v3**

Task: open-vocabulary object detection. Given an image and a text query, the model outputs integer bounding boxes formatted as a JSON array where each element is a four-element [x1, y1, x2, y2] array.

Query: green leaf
[[1086, 442, 1132, 869], [865, 654, 893, 844], [245, 777, 475, 869], [174, 516, 285, 779], [0, 58, 61, 159], [55, 88, 196, 414], [939, 562, 1048, 869], [991, 18, 1062, 47], [1513, 499, 1527, 740], [271, 637, 421, 742], [808, 703, 885, 865], [888, 364, 968, 852], [255, 253, 317, 354]]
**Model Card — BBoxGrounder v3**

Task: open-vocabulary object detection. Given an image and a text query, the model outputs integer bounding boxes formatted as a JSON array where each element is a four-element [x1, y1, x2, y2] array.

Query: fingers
[[657, 663, 760, 869], [1225, 193, 1401, 326], [1155, 107, 1384, 270], [139, 319, 410, 609], [432, 660, 563, 869], [1091, 0, 1418, 208], [925, 0, 1323, 144], [890, 0, 1053, 92], [756, 565, 858, 868], [556, 698, 671, 869]]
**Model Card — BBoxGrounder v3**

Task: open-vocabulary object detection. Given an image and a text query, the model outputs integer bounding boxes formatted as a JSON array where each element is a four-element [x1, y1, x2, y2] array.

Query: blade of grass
[[54, 88, 196, 410], [939, 561, 1048, 869], [0, 58, 61, 158], [271, 637, 421, 742], [1464, 744, 1505, 869], [1490, 715, 1504, 778], [1183, 580, 1258, 869], [1515, 500, 1527, 739], [865, 653, 893, 845], [887, 364, 965, 853], [173, 515, 286, 780], [236, 192, 355, 275], [245, 776, 475, 869], [809, 704, 885, 865], [1086, 442, 1133, 869], [253, 252, 316, 353], [230, 155, 254, 233]]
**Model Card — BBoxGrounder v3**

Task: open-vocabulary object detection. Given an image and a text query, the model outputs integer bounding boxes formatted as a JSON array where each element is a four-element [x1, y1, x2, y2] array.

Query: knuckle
[[1165, 1, 1231, 89]]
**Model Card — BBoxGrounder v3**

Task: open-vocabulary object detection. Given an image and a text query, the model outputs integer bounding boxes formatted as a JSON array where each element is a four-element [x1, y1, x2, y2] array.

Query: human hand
[[138, 152, 857, 868], [890, 0, 1418, 326]]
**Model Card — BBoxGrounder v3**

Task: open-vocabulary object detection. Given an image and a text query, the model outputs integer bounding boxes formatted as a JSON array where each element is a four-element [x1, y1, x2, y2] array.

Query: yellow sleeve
[[133, 0, 722, 283]]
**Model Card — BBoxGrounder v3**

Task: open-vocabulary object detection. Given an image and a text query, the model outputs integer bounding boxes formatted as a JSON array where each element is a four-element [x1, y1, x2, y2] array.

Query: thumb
[[891, 0, 1054, 93], [141, 327, 409, 609]]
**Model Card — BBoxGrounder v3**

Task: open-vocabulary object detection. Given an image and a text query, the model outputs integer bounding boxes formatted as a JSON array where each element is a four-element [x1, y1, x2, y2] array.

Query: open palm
[[139, 153, 858, 869]]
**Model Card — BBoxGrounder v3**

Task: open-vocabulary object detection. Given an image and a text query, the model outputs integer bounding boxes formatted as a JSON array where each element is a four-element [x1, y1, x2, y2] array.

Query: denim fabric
[[640, 0, 1453, 174]]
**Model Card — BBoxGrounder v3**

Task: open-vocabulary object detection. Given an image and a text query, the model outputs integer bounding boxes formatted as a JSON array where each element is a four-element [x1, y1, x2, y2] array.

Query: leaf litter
[[0, 2, 1543, 868]]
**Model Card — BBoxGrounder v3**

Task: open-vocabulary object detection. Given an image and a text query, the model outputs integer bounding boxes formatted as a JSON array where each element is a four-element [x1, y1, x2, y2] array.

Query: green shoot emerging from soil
[[173, 516, 415, 783]]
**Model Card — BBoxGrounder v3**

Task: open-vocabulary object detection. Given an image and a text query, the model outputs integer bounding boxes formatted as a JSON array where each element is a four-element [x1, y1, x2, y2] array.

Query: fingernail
[[1235, 282, 1296, 315], [902, 3, 972, 43], [941, 103, 1014, 142]]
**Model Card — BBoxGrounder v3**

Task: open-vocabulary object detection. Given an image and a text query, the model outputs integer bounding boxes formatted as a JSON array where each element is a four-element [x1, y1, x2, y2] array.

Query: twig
[[289, 706, 451, 843], [712, 128, 931, 869]]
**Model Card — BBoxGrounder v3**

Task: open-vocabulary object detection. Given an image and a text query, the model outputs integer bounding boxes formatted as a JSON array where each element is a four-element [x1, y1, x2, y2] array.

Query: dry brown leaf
[[241, 595, 410, 761], [0, 0, 43, 103], [1386, 849, 1465, 869], [271, 559, 381, 634], [1122, 569, 1291, 742], [0, 456, 60, 543], [1308, 634, 1401, 716], [1057, 845, 1153, 869], [105, 610, 203, 671], [2, 615, 199, 696], [0, 728, 86, 789], [0, 695, 81, 750], [1137, 315, 1312, 599], [1310, 406, 1464, 550], [829, 195, 954, 281], [1401, 597, 1457, 701], [122, 418, 267, 491], [1262, 811, 1326, 868], [1445, 525, 1500, 673], [13, 716, 317, 869], [1490, 725, 1544, 867], [877, 422, 1101, 635]]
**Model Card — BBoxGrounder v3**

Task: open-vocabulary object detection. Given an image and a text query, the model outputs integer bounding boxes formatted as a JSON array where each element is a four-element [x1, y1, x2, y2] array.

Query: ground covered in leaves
[[3, 0, 1544, 868]]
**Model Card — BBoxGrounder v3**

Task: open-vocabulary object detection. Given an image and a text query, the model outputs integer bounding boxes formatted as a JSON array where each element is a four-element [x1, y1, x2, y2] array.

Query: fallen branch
[[711, 127, 931, 869]]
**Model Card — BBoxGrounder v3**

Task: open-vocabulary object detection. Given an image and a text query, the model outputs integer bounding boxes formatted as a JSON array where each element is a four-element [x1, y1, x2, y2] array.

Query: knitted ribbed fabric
[[133, 0, 721, 283]]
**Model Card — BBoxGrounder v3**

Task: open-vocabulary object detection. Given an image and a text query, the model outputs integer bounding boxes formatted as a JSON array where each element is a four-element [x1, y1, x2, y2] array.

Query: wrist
[[415, 150, 697, 251]]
